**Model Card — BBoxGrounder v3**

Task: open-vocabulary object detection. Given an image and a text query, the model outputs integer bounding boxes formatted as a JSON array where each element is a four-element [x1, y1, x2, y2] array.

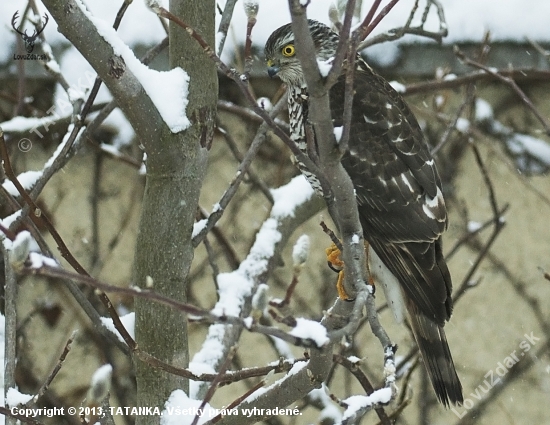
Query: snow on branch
[[191, 175, 319, 398], [474, 98, 550, 174], [339, 388, 392, 424], [74, 0, 190, 133]]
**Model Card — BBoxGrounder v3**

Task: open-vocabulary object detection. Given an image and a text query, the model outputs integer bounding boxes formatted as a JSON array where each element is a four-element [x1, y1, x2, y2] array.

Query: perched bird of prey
[[265, 20, 463, 406]]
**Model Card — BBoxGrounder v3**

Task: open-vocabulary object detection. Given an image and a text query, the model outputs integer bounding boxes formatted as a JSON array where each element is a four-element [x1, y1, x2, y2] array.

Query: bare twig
[[453, 142, 508, 302], [216, 123, 274, 203], [33, 334, 75, 402], [192, 346, 238, 425], [358, 0, 448, 49], [192, 96, 286, 246], [445, 204, 509, 261], [403, 69, 550, 96], [455, 46, 550, 135], [209, 379, 267, 424], [320, 221, 343, 251], [216, 0, 239, 55]]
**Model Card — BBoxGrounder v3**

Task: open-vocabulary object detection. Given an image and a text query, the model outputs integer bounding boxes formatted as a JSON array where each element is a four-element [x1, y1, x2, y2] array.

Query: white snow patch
[[342, 387, 392, 420], [243, 316, 254, 328], [192, 219, 208, 238], [467, 221, 483, 233], [188, 361, 217, 376], [317, 57, 334, 77], [162, 389, 212, 425], [269, 336, 294, 359], [214, 273, 253, 317], [28, 252, 58, 269], [389, 80, 406, 93], [10, 231, 32, 253], [190, 324, 226, 398], [270, 175, 314, 218], [100, 312, 135, 343], [2, 171, 43, 197], [5, 388, 33, 407], [45, 59, 61, 74], [289, 318, 329, 347], [455, 117, 470, 133], [74, 0, 190, 133], [0, 115, 66, 133], [475, 98, 494, 122], [257, 97, 273, 111], [333, 126, 343, 143], [506, 134, 550, 166], [244, 361, 307, 403], [90, 364, 112, 389], [443, 73, 458, 81], [1, 210, 21, 229], [308, 387, 342, 422]]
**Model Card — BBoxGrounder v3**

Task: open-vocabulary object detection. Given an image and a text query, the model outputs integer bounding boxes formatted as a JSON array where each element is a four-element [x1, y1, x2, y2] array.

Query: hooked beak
[[267, 66, 280, 78], [266, 59, 280, 78]]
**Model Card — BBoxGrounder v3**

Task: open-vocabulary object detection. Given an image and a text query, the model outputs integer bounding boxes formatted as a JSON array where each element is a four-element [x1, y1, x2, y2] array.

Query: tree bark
[[40, 0, 216, 421], [134, 0, 217, 420]]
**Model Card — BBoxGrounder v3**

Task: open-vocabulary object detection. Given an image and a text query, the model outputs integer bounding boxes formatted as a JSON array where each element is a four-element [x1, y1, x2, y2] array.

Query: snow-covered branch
[[191, 175, 324, 398], [40, 0, 171, 145]]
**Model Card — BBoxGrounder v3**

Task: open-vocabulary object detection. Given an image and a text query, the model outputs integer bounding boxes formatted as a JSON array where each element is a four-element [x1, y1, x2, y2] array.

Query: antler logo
[[11, 11, 49, 54]]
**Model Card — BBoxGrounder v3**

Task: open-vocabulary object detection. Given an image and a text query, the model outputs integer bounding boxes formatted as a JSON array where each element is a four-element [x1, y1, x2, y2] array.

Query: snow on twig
[[190, 176, 314, 398]]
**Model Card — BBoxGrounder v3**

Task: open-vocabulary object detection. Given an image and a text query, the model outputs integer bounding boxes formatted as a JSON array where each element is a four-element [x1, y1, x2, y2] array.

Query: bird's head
[[264, 20, 339, 85]]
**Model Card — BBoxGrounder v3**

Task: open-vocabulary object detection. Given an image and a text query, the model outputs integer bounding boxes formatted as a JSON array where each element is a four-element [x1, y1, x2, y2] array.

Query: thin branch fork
[[359, 0, 448, 49], [453, 141, 508, 302], [455, 46, 550, 135]]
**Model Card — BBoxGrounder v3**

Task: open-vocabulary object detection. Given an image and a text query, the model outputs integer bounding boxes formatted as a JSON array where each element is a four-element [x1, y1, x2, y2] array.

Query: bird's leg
[[326, 242, 375, 300]]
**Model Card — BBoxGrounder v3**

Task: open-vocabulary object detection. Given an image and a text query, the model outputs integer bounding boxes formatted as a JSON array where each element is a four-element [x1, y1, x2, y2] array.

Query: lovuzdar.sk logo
[[11, 10, 49, 60]]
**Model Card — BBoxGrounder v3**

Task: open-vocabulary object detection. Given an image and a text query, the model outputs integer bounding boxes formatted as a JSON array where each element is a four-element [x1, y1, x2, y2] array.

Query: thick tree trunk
[[134, 0, 217, 421]]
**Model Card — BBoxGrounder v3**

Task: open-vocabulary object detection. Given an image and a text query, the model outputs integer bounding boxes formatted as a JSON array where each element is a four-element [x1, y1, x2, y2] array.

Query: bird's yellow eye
[[282, 44, 295, 57]]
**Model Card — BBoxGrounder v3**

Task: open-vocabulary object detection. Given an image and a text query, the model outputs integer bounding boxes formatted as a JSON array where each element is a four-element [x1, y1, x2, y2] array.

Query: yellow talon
[[326, 243, 351, 300], [325, 241, 375, 300], [336, 269, 351, 300], [325, 243, 344, 271]]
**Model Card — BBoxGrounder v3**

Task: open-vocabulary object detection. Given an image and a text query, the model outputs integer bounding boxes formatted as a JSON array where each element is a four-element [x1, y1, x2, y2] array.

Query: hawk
[[265, 20, 463, 406]]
